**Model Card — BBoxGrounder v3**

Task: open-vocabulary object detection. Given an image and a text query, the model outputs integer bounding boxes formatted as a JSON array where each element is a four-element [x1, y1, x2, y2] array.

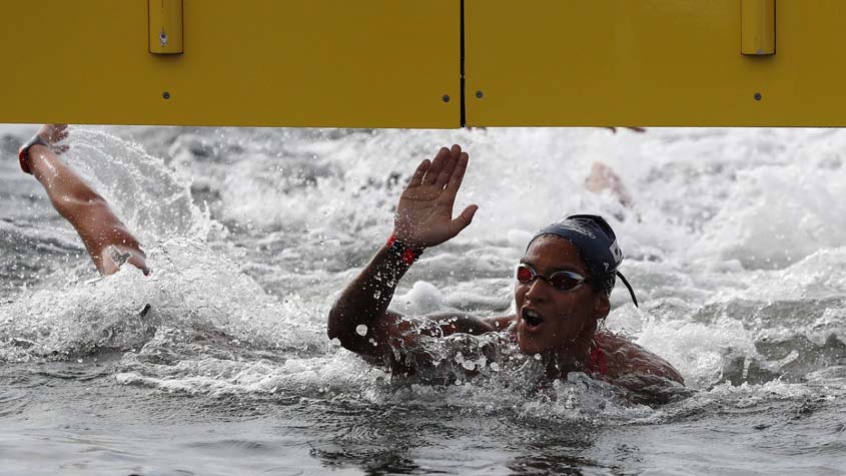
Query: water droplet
[[462, 361, 476, 371], [490, 362, 501, 372], [356, 324, 368, 336], [534, 353, 542, 360]]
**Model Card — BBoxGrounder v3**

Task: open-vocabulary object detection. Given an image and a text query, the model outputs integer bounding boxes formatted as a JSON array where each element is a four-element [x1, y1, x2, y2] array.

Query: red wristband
[[386, 234, 423, 266]]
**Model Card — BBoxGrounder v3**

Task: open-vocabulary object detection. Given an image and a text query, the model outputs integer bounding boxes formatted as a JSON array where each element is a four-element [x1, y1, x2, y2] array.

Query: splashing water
[[0, 125, 844, 474]]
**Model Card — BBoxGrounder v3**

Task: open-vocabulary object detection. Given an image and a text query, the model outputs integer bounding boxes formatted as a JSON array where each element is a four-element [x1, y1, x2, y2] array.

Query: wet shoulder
[[596, 331, 684, 384]]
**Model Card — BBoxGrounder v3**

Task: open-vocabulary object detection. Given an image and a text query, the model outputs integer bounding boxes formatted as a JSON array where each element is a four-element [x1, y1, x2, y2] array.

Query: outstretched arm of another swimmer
[[23, 125, 149, 276], [327, 145, 489, 365]]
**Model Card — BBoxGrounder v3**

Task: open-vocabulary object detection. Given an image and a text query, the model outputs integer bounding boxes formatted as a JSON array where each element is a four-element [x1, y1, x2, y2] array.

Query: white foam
[[5, 125, 846, 415]]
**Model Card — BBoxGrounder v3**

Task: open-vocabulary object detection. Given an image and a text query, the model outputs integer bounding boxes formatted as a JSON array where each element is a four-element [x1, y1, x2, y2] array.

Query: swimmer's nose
[[524, 276, 551, 302]]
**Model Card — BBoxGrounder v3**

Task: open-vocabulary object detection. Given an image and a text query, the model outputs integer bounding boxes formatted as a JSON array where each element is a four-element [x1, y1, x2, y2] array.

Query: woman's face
[[514, 236, 609, 356]]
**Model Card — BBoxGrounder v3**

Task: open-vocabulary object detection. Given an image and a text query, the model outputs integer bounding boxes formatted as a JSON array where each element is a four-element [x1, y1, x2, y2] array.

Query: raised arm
[[328, 145, 485, 362], [20, 125, 149, 276]]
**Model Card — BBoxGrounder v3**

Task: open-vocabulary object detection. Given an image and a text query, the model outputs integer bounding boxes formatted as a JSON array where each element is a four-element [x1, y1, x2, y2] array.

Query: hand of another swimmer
[[37, 124, 71, 155], [393, 145, 478, 249]]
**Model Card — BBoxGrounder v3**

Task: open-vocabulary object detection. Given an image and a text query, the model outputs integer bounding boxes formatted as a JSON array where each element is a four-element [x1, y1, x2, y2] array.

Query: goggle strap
[[616, 271, 639, 308]]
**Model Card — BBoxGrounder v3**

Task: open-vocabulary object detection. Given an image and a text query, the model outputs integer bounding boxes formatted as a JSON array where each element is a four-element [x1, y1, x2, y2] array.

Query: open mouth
[[522, 308, 545, 328]]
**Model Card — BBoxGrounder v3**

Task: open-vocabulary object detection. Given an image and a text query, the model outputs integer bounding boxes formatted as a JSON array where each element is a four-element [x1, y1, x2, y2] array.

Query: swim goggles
[[515, 263, 591, 292], [516, 263, 639, 307]]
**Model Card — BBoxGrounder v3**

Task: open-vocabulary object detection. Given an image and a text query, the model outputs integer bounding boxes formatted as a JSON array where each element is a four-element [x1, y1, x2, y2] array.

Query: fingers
[[445, 151, 469, 196], [408, 159, 431, 188], [435, 145, 461, 187], [56, 126, 69, 141], [423, 147, 450, 185], [40, 124, 69, 145], [449, 204, 478, 237], [449, 144, 462, 161], [419, 145, 468, 190]]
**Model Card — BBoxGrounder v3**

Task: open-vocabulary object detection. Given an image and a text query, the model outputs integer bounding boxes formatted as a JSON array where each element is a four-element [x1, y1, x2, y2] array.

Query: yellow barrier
[[148, 0, 184, 55], [742, 0, 776, 56], [465, 0, 846, 127], [1, 0, 460, 128], [4, 1, 846, 128]]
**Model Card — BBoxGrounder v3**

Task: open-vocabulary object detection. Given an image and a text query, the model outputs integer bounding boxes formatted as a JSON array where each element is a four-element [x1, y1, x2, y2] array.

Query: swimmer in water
[[17, 124, 149, 276], [20, 125, 676, 394], [328, 145, 684, 397]]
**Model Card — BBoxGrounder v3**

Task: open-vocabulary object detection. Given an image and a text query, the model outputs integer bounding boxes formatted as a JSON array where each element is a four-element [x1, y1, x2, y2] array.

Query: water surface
[[1, 125, 844, 475]]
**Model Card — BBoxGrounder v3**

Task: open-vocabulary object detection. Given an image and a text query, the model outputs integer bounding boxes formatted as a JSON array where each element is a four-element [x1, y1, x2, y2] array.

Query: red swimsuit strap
[[508, 329, 608, 376], [587, 336, 608, 376]]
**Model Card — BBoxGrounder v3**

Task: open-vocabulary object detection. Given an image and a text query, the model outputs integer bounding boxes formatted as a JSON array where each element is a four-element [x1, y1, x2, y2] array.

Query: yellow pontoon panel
[[1, 0, 460, 128], [4, 1, 846, 127]]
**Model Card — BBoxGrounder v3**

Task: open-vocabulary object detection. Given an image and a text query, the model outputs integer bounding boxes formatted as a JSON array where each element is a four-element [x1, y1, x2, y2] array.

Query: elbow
[[326, 304, 347, 344], [52, 193, 108, 220], [58, 190, 107, 207], [327, 304, 369, 353], [327, 318, 340, 342]]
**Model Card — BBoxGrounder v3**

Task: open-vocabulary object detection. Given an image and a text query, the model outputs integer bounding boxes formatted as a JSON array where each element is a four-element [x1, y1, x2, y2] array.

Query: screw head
[[475, 91, 484, 99], [442, 95, 450, 103], [163, 92, 171, 100], [754, 92, 762, 101]]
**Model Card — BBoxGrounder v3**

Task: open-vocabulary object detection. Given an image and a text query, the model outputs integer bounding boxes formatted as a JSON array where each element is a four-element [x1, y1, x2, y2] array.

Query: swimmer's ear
[[593, 294, 610, 321]]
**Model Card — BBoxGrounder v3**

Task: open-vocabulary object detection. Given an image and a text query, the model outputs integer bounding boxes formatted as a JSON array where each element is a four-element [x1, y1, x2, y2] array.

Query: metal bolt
[[442, 95, 450, 103], [754, 92, 762, 101], [475, 91, 484, 99], [163, 92, 171, 100]]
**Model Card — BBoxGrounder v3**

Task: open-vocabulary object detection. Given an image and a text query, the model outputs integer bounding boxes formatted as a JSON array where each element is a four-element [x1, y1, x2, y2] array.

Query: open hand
[[393, 145, 478, 249], [36, 124, 70, 155]]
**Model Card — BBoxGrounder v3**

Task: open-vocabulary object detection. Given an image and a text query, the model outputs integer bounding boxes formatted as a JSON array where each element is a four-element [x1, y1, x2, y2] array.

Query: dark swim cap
[[526, 214, 638, 307]]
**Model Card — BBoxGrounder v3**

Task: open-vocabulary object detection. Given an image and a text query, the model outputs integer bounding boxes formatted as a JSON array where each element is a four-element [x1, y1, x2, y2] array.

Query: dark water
[[2, 359, 844, 475], [1, 125, 844, 474]]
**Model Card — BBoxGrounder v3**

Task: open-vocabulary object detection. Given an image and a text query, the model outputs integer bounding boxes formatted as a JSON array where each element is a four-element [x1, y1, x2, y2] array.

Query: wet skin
[[24, 124, 149, 276], [514, 235, 610, 359], [328, 144, 685, 391]]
